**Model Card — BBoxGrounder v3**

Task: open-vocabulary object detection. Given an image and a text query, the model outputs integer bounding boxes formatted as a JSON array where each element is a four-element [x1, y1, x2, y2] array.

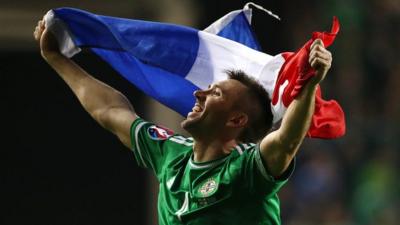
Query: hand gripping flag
[[44, 3, 345, 139]]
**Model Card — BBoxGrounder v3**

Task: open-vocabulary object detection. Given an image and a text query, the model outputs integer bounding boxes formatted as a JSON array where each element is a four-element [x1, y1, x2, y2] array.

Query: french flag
[[44, 3, 345, 139]]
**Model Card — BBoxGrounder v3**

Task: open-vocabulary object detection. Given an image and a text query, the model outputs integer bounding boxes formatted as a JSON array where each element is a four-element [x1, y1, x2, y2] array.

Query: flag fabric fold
[[44, 3, 345, 139]]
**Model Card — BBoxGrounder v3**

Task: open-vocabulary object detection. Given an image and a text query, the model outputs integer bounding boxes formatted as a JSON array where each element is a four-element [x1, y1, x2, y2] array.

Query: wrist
[[305, 80, 318, 91], [42, 50, 64, 62], [298, 81, 318, 99], [308, 74, 323, 87]]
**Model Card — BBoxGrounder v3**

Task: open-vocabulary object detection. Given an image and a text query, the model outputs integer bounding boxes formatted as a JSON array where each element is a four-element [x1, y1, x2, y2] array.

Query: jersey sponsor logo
[[198, 178, 218, 197], [147, 125, 174, 140]]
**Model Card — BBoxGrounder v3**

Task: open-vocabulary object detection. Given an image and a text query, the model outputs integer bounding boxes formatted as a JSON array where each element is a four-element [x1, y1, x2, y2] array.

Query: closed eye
[[207, 84, 222, 96], [212, 90, 221, 96]]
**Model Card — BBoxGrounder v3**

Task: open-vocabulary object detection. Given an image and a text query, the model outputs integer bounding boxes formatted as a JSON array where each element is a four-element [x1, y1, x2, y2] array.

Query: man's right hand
[[33, 18, 61, 60]]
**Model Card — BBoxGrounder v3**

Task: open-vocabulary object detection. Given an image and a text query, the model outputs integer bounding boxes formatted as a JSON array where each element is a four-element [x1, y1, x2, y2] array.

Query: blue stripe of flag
[[54, 8, 199, 77]]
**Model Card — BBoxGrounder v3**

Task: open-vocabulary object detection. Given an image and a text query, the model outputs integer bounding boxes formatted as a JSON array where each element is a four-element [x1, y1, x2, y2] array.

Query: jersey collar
[[188, 143, 255, 169], [188, 154, 229, 170]]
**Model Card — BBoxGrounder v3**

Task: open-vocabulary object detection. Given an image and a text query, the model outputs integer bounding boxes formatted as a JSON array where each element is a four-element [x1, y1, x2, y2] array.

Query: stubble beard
[[181, 116, 199, 134], [181, 112, 211, 140]]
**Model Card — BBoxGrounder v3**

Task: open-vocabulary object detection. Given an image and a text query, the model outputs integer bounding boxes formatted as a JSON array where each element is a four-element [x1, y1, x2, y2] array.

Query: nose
[[194, 89, 207, 101]]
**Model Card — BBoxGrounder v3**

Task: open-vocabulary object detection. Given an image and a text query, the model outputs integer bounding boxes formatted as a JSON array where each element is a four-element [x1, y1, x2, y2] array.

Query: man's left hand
[[309, 39, 332, 85]]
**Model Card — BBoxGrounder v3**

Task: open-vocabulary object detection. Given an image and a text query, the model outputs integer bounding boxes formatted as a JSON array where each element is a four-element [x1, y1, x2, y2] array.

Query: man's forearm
[[45, 54, 135, 124], [259, 82, 317, 177], [259, 39, 331, 177], [277, 82, 317, 151], [34, 19, 136, 148]]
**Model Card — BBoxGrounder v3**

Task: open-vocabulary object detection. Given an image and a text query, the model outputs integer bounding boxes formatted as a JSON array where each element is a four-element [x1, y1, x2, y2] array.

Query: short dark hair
[[226, 69, 273, 143]]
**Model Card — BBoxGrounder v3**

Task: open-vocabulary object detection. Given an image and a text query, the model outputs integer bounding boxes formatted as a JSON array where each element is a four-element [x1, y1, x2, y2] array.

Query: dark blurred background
[[1, 0, 399, 225]]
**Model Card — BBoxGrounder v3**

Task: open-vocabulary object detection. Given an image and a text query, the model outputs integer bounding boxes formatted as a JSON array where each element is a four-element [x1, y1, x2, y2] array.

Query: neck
[[192, 138, 237, 163]]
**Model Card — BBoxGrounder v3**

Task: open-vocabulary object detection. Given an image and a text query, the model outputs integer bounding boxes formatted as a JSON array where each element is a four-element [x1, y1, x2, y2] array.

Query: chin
[[181, 113, 202, 133], [181, 117, 196, 131]]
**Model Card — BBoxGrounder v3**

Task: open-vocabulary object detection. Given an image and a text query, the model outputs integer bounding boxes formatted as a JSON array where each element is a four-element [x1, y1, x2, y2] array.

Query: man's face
[[181, 79, 248, 135]]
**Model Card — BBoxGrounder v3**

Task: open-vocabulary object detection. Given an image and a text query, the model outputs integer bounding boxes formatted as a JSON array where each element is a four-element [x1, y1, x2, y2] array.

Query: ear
[[226, 112, 248, 128]]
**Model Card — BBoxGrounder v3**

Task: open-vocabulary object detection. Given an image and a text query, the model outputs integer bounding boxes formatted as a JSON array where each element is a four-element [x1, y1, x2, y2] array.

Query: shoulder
[[130, 117, 192, 153], [223, 143, 257, 170], [167, 135, 194, 147], [229, 143, 257, 160], [131, 118, 175, 140]]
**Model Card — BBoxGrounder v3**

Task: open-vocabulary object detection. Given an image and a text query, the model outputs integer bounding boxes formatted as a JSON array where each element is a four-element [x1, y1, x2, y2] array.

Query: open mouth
[[192, 103, 203, 113]]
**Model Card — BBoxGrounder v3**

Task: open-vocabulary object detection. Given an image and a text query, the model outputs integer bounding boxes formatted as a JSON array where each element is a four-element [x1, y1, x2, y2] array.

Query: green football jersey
[[130, 118, 295, 225]]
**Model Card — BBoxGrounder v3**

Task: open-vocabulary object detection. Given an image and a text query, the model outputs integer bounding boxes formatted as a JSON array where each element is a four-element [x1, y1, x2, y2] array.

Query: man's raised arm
[[34, 18, 137, 148], [259, 39, 332, 177]]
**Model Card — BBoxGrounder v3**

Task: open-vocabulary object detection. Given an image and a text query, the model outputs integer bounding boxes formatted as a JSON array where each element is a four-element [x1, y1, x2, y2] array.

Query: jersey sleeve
[[240, 144, 295, 197], [130, 117, 176, 178]]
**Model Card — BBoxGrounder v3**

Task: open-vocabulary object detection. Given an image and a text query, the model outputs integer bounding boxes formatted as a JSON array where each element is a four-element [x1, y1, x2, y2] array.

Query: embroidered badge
[[198, 178, 218, 197], [147, 125, 174, 140]]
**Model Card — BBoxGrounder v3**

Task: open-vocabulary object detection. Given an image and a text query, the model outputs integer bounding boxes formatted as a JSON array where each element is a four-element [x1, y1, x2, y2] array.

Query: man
[[34, 14, 332, 225]]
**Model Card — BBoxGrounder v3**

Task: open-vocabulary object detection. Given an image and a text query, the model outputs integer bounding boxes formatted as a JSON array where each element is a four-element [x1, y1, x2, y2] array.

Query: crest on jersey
[[147, 125, 174, 140], [198, 178, 218, 197]]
